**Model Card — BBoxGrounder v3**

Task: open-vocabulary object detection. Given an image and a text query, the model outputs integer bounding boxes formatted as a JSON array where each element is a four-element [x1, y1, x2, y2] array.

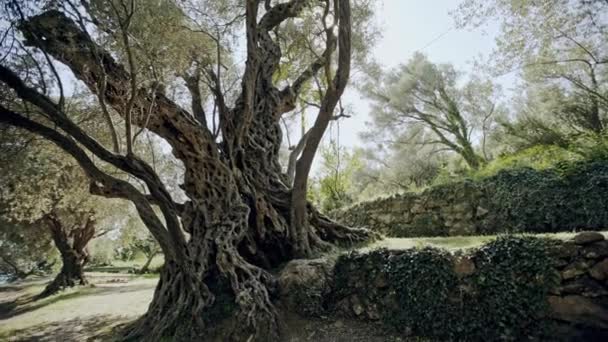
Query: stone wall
[[279, 232, 608, 341], [332, 181, 485, 237], [332, 162, 608, 237]]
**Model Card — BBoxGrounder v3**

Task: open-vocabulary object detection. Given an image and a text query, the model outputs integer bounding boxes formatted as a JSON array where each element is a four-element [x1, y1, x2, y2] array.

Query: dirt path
[[0, 273, 156, 341], [0, 271, 416, 342]]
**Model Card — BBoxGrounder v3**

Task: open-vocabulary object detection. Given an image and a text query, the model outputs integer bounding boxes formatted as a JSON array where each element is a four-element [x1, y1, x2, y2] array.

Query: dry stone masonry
[[332, 162, 608, 237], [332, 181, 485, 237], [279, 232, 608, 341]]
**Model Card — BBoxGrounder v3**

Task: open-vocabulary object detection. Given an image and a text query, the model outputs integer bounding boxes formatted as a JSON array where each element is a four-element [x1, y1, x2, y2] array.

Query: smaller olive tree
[[362, 53, 504, 170], [117, 214, 162, 273], [454, 0, 608, 147], [0, 218, 57, 281], [0, 129, 109, 297]]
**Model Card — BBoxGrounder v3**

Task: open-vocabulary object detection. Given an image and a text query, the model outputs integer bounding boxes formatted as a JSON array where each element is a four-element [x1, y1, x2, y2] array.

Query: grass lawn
[[0, 273, 158, 341], [85, 255, 165, 273], [367, 231, 608, 251]]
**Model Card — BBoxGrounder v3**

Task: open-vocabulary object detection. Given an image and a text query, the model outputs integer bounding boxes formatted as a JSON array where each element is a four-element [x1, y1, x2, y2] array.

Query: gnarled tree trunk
[[38, 212, 95, 298], [0, 1, 375, 341]]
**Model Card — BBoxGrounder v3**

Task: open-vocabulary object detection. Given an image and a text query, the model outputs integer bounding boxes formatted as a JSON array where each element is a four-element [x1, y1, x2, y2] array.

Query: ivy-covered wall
[[278, 233, 608, 341], [332, 161, 608, 237]]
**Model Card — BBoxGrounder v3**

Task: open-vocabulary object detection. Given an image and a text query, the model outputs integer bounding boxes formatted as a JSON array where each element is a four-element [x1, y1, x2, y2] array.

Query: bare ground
[[0, 273, 155, 341], [0, 272, 418, 342]]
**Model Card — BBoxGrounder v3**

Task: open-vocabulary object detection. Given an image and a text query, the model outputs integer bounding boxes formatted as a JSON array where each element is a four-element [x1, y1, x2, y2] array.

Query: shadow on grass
[[85, 265, 137, 273], [0, 277, 47, 294], [0, 285, 23, 293], [0, 281, 155, 321], [0, 314, 131, 342]]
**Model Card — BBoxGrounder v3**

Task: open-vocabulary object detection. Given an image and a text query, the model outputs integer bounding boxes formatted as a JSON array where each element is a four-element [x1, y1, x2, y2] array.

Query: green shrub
[[474, 145, 581, 179], [384, 247, 458, 339], [463, 236, 560, 340], [333, 249, 391, 299], [88, 238, 115, 266], [479, 167, 567, 234], [480, 160, 608, 234], [333, 236, 559, 341]]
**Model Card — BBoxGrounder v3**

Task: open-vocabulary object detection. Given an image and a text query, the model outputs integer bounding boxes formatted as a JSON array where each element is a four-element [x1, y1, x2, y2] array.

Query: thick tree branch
[[290, 0, 351, 256], [279, 32, 338, 115], [0, 105, 177, 260], [259, 0, 310, 31], [183, 73, 207, 127], [0, 64, 176, 205], [286, 131, 309, 185], [18, 10, 218, 161]]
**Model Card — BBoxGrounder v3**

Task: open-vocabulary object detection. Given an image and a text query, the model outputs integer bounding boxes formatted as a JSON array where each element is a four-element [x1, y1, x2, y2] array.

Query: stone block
[[590, 259, 608, 281], [574, 232, 605, 245], [581, 241, 608, 259], [453, 256, 476, 277], [561, 260, 592, 280], [548, 295, 608, 329]]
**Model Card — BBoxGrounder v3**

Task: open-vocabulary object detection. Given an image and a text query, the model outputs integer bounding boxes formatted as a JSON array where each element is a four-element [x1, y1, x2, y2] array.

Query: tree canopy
[[362, 52, 504, 170]]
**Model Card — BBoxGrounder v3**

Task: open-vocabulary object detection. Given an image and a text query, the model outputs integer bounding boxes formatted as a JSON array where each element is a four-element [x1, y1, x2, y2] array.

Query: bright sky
[[335, 0, 514, 149]]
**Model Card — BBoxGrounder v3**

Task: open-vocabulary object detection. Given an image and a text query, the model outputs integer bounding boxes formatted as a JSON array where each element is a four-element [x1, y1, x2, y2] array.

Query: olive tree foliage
[[496, 86, 579, 151], [0, 218, 57, 280], [0, 121, 121, 295], [0, 124, 57, 280], [0, 133, 90, 224], [0, 0, 378, 340], [117, 213, 162, 273], [453, 0, 608, 148], [362, 53, 504, 170], [354, 137, 448, 196], [278, 0, 380, 184], [308, 141, 364, 212]]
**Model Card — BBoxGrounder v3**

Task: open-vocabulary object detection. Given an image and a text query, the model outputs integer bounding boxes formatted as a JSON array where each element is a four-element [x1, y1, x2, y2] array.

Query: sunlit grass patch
[[367, 231, 607, 251]]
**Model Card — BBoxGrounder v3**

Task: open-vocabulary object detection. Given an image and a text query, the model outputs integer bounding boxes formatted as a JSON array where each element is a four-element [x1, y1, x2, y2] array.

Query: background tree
[[0, 0, 376, 340], [454, 0, 608, 147], [117, 213, 162, 273], [497, 86, 577, 151], [362, 53, 503, 170], [0, 218, 57, 281], [353, 140, 446, 197], [311, 141, 364, 212], [0, 124, 112, 297]]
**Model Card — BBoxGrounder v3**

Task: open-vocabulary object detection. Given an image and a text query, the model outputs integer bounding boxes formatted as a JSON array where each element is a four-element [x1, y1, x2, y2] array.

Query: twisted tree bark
[[38, 212, 95, 298], [0, 1, 375, 340]]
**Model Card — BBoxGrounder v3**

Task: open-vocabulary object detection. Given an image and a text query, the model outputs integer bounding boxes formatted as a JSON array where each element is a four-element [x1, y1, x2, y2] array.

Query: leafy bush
[[480, 160, 608, 234], [384, 247, 457, 339], [479, 167, 566, 234], [474, 144, 581, 179], [333, 236, 559, 341], [88, 238, 115, 266], [463, 236, 559, 340]]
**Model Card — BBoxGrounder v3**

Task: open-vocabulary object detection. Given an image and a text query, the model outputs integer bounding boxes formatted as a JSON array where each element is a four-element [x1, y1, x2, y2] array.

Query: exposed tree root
[[37, 255, 88, 299], [38, 213, 94, 299], [310, 205, 380, 246]]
